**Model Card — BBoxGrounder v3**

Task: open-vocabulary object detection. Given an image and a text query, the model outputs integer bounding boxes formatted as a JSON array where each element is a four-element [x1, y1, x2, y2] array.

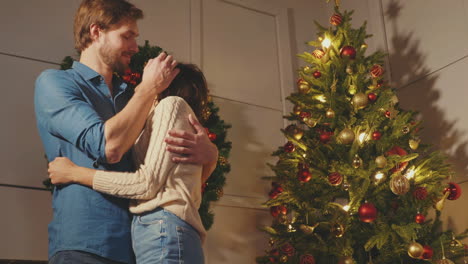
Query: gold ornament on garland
[[409, 138, 420, 150], [218, 156, 228, 166], [286, 125, 304, 140], [402, 126, 410, 134], [326, 108, 336, 119], [408, 241, 424, 259], [338, 128, 355, 145], [293, 105, 302, 115], [352, 154, 363, 169], [352, 93, 369, 110], [348, 84, 357, 95], [299, 223, 319, 234], [375, 155, 387, 168], [389, 172, 410, 195], [304, 118, 317, 128], [280, 255, 288, 263]]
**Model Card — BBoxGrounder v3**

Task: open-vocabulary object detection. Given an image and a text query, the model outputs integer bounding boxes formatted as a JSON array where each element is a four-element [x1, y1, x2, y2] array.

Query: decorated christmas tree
[[45, 41, 232, 231], [257, 4, 467, 264]]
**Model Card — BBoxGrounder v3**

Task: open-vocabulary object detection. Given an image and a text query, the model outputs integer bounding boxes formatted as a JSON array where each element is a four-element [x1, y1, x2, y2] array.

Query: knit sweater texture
[[93, 96, 206, 242]]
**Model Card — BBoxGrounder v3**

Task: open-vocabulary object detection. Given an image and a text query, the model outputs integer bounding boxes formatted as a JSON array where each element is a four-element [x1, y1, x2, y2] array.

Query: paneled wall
[[1, 0, 465, 262]]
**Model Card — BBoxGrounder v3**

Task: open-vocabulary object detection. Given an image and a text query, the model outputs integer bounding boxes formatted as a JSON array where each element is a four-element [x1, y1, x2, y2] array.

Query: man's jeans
[[132, 207, 204, 264], [49, 250, 127, 264]]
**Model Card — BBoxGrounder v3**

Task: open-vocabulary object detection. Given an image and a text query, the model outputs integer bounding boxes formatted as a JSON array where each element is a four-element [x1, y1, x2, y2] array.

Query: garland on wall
[[43, 41, 232, 230]]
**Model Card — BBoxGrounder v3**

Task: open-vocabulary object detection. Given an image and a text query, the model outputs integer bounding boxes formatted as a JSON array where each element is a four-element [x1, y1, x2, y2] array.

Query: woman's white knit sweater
[[92, 96, 206, 242]]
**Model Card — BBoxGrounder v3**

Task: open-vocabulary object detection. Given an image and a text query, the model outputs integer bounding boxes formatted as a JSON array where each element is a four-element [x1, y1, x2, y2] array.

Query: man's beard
[[99, 45, 128, 75]]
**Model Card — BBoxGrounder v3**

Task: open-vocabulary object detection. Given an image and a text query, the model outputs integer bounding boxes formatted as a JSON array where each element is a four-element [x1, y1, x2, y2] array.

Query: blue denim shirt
[[34, 61, 135, 263]]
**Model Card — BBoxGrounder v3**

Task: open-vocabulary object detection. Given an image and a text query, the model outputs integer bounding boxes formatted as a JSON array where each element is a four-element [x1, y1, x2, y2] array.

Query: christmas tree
[[45, 41, 232, 231], [257, 5, 467, 264]]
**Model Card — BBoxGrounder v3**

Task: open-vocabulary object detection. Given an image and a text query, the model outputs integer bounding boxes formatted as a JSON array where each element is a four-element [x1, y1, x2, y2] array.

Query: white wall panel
[[213, 97, 284, 201], [0, 187, 51, 260], [202, 0, 283, 110], [0, 0, 81, 63], [382, 0, 468, 87], [204, 205, 270, 264], [0, 55, 53, 187]]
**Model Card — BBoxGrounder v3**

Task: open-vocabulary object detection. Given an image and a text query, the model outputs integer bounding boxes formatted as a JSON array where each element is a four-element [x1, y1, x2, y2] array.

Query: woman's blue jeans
[[132, 207, 204, 264]]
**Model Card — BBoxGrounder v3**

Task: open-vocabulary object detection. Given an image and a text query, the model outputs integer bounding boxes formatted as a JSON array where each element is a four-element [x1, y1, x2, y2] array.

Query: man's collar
[[72, 61, 101, 81]]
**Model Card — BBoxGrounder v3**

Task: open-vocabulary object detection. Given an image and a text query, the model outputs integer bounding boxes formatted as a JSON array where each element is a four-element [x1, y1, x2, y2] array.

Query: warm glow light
[[375, 172, 384, 180], [321, 37, 332, 49], [343, 205, 350, 212], [303, 153, 307, 158], [358, 132, 367, 144], [405, 167, 416, 179], [315, 95, 327, 102]]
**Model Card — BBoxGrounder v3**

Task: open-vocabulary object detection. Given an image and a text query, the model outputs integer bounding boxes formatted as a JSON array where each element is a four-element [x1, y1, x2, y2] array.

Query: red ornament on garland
[[297, 168, 312, 182], [415, 213, 425, 224], [319, 131, 333, 144], [330, 13, 343, 26], [300, 111, 311, 119], [421, 245, 434, 260], [368, 93, 377, 102], [280, 243, 295, 257], [300, 254, 316, 264], [444, 182, 462, 200], [208, 132, 217, 141], [340, 45, 357, 60], [370, 64, 384, 78], [386, 146, 408, 172], [313, 71, 322, 78], [270, 205, 287, 217], [385, 110, 392, 118], [283, 141, 296, 153], [328, 172, 343, 186], [372, 131, 382, 140], [122, 69, 141, 85], [358, 202, 377, 223], [413, 187, 428, 200]]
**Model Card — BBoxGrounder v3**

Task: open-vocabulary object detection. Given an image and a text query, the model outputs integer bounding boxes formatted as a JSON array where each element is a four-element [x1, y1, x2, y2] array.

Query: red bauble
[[283, 141, 296, 153], [208, 132, 217, 141], [300, 111, 311, 119], [270, 249, 280, 256], [328, 172, 343, 186], [444, 182, 462, 200], [269, 185, 284, 199], [358, 202, 377, 223], [280, 243, 295, 257], [270, 205, 287, 217], [413, 187, 428, 200], [297, 168, 312, 182], [422, 245, 434, 260], [312, 49, 325, 59], [300, 254, 316, 264], [370, 64, 384, 78], [297, 78, 305, 85], [319, 131, 333, 144], [330, 13, 343, 26], [372, 131, 382, 140], [340, 45, 357, 60], [368, 93, 377, 102], [386, 146, 408, 172], [415, 213, 425, 224], [313, 71, 322, 78], [385, 110, 391, 118]]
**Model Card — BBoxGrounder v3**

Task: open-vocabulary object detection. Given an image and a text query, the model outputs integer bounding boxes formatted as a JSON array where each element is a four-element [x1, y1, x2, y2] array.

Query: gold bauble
[[408, 241, 424, 258], [346, 66, 353, 75], [331, 223, 345, 238], [326, 108, 336, 119], [286, 125, 303, 140], [348, 84, 357, 95], [389, 172, 410, 195], [298, 81, 310, 94], [352, 93, 369, 109], [409, 138, 420, 150], [339, 256, 354, 264], [437, 257, 455, 264], [303, 66, 313, 74], [293, 105, 302, 115], [402, 126, 410, 134], [352, 154, 363, 169], [280, 255, 288, 263], [304, 118, 317, 128], [361, 43, 368, 49], [299, 223, 318, 234], [375, 155, 387, 168], [338, 128, 355, 144]]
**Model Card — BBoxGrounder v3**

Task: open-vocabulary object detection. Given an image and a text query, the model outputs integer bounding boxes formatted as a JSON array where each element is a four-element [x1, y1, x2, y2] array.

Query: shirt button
[[93, 161, 99, 168]]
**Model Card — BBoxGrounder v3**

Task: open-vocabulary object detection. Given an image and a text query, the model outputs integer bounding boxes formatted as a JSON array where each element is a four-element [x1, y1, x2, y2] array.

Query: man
[[34, 0, 218, 263]]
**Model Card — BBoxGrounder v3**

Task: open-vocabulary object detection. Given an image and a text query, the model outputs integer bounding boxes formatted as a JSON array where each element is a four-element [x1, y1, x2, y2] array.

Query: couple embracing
[[34, 0, 217, 263]]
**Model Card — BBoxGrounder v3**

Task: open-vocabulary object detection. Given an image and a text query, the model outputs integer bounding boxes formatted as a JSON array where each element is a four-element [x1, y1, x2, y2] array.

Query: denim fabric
[[35, 61, 134, 263], [132, 208, 204, 264], [49, 250, 126, 264]]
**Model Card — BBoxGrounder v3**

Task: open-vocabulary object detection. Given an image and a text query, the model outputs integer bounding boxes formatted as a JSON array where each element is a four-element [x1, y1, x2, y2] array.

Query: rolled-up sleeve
[[34, 70, 107, 163]]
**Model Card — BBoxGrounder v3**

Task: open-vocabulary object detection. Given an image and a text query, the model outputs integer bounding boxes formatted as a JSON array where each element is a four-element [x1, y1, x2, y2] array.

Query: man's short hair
[[74, 0, 143, 52]]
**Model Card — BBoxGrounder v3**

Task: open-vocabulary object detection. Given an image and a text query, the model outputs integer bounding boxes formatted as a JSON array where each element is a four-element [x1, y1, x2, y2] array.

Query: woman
[[48, 63, 209, 264]]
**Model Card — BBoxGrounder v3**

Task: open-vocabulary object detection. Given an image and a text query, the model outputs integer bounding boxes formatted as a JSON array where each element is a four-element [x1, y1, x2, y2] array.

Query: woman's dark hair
[[159, 63, 209, 122]]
